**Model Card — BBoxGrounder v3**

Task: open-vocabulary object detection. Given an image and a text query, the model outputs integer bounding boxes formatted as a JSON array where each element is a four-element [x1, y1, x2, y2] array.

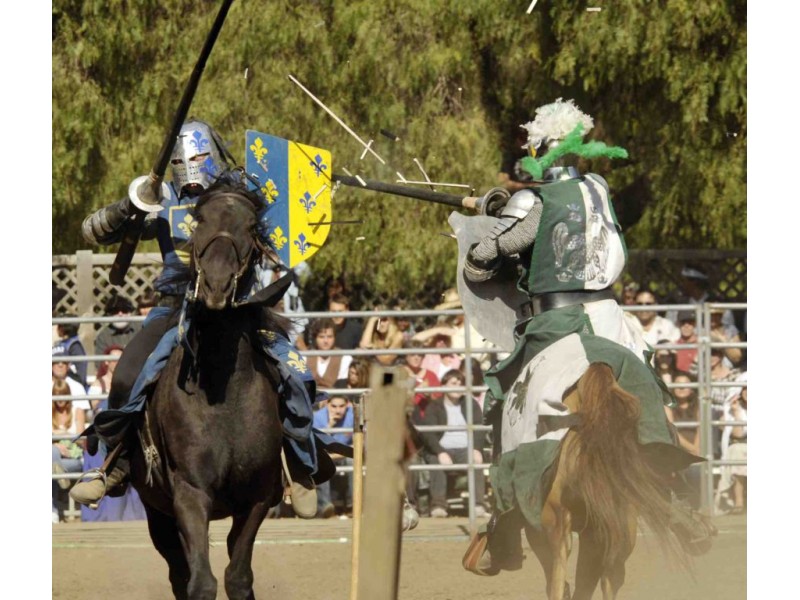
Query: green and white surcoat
[[482, 174, 681, 529]]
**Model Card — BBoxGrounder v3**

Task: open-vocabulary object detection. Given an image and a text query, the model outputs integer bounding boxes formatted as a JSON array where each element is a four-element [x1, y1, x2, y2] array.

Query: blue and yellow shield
[[245, 130, 332, 267]]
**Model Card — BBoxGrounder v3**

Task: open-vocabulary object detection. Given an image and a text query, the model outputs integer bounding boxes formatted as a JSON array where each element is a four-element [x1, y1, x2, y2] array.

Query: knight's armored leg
[[464, 394, 524, 575], [464, 507, 525, 576], [261, 332, 320, 519], [666, 470, 717, 556], [71, 309, 177, 507]]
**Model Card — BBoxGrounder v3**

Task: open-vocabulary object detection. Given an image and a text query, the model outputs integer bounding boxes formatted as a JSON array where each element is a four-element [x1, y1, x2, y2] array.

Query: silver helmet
[[170, 119, 228, 195]]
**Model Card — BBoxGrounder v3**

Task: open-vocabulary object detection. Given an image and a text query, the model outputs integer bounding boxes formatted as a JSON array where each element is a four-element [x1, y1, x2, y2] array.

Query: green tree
[[53, 0, 745, 297]]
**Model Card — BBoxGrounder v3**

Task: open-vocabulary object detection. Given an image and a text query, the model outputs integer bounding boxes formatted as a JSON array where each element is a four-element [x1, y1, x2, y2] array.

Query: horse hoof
[[402, 505, 419, 531]]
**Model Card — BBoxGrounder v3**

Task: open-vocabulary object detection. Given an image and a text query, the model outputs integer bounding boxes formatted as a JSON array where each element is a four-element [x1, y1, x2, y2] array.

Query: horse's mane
[[194, 176, 263, 213], [189, 175, 292, 340]]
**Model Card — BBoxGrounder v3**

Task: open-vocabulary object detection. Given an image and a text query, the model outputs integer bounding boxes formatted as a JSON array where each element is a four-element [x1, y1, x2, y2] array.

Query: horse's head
[[190, 183, 265, 310]]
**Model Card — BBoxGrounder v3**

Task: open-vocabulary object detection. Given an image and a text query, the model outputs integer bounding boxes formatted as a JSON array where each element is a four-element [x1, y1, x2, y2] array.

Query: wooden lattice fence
[[52, 249, 746, 318]]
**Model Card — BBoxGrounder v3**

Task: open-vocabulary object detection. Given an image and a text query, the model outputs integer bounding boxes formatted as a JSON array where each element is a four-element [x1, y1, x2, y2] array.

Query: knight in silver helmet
[[72, 120, 324, 519], [170, 118, 230, 197]]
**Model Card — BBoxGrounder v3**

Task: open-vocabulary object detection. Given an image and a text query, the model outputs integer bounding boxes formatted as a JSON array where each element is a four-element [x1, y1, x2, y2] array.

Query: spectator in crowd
[[690, 335, 743, 458], [419, 369, 488, 518], [666, 265, 737, 334], [402, 340, 442, 419], [674, 311, 700, 374], [256, 262, 309, 348], [414, 289, 493, 371], [136, 290, 158, 318], [336, 358, 371, 392], [88, 345, 124, 417], [393, 300, 416, 343], [413, 329, 462, 381], [307, 318, 353, 392], [94, 293, 141, 357], [52, 350, 90, 420], [709, 308, 743, 367], [52, 379, 85, 522], [653, 343, 677, 386], [620, 281, 640, 306], [717, 372, 747, 514], [664, 372, 701, 508], [631, 289, 680, 348], [52, 318, 89, 388], [312, 394, 354, 517], [328, 293, 363, 350], [359, 306, 404, 366]]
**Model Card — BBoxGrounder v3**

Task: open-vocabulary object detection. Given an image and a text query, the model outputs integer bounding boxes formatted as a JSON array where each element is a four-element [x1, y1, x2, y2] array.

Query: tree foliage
[[53, 0, 746, 296]]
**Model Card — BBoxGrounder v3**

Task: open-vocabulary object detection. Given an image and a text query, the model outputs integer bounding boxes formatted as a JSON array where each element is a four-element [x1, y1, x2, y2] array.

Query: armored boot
[[70, 452, 130, 509], [669, 497, 718, 556], [281, 447, 317, 519], [463, 509, 525, 576]]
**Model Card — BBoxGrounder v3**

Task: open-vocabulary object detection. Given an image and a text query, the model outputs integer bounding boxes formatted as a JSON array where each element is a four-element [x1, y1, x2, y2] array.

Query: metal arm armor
[[81, 197, 133, 245], [464, 190, 543, 282]]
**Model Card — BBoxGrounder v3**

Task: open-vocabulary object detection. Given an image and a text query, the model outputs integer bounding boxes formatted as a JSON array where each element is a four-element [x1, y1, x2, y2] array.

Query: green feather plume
[[521, 124, 628, 180]]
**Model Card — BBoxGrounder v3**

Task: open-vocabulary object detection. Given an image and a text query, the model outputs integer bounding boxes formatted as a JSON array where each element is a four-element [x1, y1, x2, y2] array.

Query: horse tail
[[568, 362, 676, 563]]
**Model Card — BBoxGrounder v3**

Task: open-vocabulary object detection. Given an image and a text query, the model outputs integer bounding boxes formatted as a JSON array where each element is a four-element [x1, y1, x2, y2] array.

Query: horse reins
[[190, 194, 270, 307]]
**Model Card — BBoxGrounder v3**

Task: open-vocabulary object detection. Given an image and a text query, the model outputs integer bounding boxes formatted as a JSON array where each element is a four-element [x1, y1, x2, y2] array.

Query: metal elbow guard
[[82, 197, 133, 245], [464, 243, 500, 283]]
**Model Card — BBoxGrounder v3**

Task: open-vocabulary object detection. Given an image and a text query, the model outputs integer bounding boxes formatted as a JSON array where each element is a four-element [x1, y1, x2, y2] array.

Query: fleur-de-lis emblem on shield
[[250, 137, 269, 171], [261, 179, 279, 204], [293, 233, 310, 255], [270, 226, 287, 250], [310, 153, 328, 176], [299, 191, 316, 214]]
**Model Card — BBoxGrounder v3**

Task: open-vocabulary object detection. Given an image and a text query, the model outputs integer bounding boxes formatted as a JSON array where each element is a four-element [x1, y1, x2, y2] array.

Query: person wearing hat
[[460, 99, 714, 575], [93, 293, 141, 359], [665, 265, 739, 336]]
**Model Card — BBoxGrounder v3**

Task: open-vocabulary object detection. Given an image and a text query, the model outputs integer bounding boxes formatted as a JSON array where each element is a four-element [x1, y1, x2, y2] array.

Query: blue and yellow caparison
[[245, 130, 332, 267]]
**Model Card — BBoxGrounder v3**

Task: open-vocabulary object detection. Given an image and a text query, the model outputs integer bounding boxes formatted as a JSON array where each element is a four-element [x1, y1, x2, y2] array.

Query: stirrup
[[73, 468, 109, 510], [280, 448, 295, 505]]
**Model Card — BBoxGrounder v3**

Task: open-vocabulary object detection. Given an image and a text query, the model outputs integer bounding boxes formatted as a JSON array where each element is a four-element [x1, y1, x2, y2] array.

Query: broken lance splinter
[[110, 0, 236, 286]]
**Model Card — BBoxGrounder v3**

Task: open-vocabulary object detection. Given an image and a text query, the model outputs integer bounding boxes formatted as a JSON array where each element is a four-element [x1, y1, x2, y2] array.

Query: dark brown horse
[[526, 363, 687, 600], [129, 182, 288, 600]]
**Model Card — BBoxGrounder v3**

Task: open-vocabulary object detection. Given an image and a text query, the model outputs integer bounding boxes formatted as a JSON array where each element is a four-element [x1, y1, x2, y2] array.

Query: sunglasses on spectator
[[636, 301, 655, 305]]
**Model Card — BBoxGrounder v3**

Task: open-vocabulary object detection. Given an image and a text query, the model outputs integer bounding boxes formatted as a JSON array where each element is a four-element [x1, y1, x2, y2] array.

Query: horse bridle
[[189, 199, 271, 307]]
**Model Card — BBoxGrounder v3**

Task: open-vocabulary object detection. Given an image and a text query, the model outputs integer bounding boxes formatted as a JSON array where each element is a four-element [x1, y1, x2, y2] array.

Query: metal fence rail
[[52, 302, 747, 523]]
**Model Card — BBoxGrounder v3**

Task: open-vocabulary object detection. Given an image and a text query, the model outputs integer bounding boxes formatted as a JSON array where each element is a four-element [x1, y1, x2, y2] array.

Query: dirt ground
[[53, 514, 746, 599]]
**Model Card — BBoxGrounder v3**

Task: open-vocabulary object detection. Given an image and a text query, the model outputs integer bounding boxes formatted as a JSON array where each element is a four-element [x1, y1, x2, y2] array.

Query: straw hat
[[435, 288, 462, 310]]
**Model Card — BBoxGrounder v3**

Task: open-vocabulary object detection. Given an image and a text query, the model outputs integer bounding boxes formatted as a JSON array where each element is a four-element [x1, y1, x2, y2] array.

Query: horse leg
[[541, 501, 573, 600], [172, 479, 217, 600], [598, 512, 637, 600], [224, 500, 271, 600], [572, 529, 604, 600], [144, 504, 190, 600], [524, 524, 572, 600]]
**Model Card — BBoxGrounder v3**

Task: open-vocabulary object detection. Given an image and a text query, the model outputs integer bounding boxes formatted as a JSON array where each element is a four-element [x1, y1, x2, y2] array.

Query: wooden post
[[353, 367, 410, 600], [349, 396, 365, 600], [75, 250, 97, 374]]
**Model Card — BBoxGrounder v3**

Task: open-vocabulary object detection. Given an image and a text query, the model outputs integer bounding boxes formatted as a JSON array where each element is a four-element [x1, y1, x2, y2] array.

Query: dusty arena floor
[[53, 514, 746, 599]]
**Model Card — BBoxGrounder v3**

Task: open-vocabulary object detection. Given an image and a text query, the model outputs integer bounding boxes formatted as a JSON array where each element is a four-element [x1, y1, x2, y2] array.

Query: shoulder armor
[[584, 173, 609, 192], [500, 189, 540, 219]]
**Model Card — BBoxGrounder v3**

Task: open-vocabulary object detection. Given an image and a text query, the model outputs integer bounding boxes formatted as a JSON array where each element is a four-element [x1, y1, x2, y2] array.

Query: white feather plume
[[521, 98, 594, 150]]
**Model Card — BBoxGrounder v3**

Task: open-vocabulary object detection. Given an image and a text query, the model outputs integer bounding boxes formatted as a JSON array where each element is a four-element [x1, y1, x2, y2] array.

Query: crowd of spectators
[[51, 289, 152, 523], [52, 262, 747, 521]]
